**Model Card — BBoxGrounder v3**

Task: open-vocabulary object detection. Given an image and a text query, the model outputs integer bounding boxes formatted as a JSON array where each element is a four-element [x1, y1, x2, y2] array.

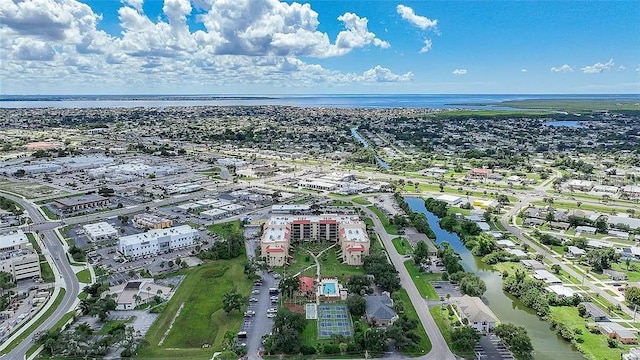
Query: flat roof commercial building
[[54, 194, 110, 213], [82, 222, 118, 242], [260, 214, 370, 267], [0, 252, 40, 281], [0, 229, 31, 253], [133, 214, 173, 230], [118, 225, 198, 259]]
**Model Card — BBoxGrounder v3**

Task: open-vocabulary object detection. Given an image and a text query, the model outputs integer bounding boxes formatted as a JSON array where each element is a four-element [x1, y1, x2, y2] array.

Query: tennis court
[[317, 304, 353, 338]]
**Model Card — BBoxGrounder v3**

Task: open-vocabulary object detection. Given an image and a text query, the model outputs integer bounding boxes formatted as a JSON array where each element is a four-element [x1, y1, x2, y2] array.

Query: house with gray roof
[[365, 293, 399, 327]]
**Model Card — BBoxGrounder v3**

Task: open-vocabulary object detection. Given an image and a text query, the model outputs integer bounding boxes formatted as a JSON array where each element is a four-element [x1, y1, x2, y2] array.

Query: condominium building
[[260, 215, 370, 267], [118, 225, 198, 258]]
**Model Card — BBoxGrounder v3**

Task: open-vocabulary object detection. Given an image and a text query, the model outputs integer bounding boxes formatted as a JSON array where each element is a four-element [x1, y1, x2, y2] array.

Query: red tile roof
[[299, 276, 315, 292]]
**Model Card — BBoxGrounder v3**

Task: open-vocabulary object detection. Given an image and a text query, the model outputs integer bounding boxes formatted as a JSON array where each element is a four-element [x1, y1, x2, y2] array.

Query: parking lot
[[240, 271, 279, 358], [431, 281, 463, 299], [476, 333, 514, 360]]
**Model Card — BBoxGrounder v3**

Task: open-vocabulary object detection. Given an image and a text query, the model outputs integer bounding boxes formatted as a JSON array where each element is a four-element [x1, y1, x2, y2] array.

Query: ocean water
[[0, 94, 637, 109]]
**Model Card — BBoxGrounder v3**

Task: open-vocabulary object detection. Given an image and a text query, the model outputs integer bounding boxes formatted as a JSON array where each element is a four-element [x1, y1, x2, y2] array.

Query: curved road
[[0, 192, 80, 360]]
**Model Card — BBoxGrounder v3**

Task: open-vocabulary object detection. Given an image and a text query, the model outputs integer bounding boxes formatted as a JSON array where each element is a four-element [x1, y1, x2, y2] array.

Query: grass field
[[429, 306, 476, 359], [0, 180, 69, 199], [548, 306, 634, 360], [318, 247, 366, 281], [531, 200, 627, 214], [40, 261, 54, 283], [366, 206, 398, 235], [41, 206, 60, 220], [207, 219, 243, 237], [0, 289, 65, 355], [138, 256, 252, 359], [397, 289, 432, 356], [75, 269, 91, 283], [404, 261, 440, 300], [392, 237, 412, 255], [501, 99, 640, 113], [352, 197, 372, 206]]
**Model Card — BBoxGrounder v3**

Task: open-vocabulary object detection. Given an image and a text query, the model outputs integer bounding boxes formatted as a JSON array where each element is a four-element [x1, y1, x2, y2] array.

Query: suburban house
[[581, 302, 609, 322], [454, 295, 498, 333], [575, 226, 597, 235], [603, 269, 627, 281], [520, 259, 546, 271], [566, 246, 586, 258], [364, 293, 399, 327], [598, 322, 638, 344], [533, 270, 562, 286]]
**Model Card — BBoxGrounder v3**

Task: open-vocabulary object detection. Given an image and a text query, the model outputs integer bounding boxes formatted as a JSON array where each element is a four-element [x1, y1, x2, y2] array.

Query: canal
[[350, 127, 390, 170], [405, 197, 584, 360]]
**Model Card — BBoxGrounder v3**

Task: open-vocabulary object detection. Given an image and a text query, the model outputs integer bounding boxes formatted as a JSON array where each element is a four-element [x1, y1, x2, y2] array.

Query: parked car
[[252, 290, 260, 295], [267, 313, 276, 318], [249, 297, 258, 302]]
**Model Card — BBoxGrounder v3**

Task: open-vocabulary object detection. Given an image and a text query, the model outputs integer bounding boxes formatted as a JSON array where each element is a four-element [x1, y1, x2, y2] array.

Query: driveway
[[243, 271, 278, 360]]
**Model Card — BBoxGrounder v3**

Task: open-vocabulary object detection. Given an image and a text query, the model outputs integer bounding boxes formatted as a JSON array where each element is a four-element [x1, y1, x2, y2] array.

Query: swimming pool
[[322, 283, 337, 295]]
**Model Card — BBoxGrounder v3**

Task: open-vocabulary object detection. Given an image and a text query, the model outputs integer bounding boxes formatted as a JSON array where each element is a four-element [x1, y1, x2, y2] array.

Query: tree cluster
[[495, 323, 534, 360], [363, 251, 401, 292]]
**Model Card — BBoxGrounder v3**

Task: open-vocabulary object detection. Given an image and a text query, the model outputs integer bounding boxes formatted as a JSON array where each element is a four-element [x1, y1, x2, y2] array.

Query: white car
[[252, 290, 260, 294], [249, 297, 258, 302], [267, 308, 277, 314], [267, 313, 276, 318]]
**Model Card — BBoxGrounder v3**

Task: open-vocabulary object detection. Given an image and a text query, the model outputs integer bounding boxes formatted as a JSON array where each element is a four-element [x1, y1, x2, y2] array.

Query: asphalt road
[[0, 192, 80, 360], [360, 206, 456, 360]]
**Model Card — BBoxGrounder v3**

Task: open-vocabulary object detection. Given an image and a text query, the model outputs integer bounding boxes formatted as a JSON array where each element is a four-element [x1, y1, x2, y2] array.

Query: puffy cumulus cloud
[[123, 0, 144, 13], [12, 38, 55, 61], [521, 68, 528, 72], [636, 64, 640, 72], [358, 65, 413, 82], [419, 39, 432, 54], [452, 69, 467, 75], [396, 5, 437, 30], [197, 0, 388, 57], [0, 0, 411, 93], [550, 64, 573, 72], [581, 59, 615, 74], [334, 13, 389, 51]]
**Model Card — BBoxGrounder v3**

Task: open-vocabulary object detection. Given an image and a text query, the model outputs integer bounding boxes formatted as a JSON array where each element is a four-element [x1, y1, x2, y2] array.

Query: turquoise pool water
[[322, 283, 337, 295]]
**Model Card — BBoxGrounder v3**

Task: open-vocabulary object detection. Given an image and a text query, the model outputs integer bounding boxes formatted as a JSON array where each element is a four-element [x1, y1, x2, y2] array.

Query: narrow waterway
[[405, 198, 584, 360], [350, 127, 390, 170]]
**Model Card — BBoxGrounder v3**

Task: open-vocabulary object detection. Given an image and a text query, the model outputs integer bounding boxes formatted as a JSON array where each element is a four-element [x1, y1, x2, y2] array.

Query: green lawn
[[352, 197, 372, 206], [138, 256, 252, 359], [318, 247, 366, 281], [98, 319, 131, 335], [40, 261, 54, 283], [75, 269, 91, 283], [392, 237, 412, 255], [397, 289, 432, 356], [611, 262, 640, 282], [548, 306, 634, 360], [329, 200, 353, 207], [429, 306, 476, 359], [206, 220, 243, 238], [40, 206, 59, 220], [404, 261, 439, 300], [1, 289, 64, 355], [531, 200, 626, 214], [367, 206, 398, 235]]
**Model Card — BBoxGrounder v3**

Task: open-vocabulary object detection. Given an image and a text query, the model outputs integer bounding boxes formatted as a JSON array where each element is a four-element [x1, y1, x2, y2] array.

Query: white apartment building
[[118, 225, 198, 258], [260, 215, 370, 267], [83, 222, 118, 242]]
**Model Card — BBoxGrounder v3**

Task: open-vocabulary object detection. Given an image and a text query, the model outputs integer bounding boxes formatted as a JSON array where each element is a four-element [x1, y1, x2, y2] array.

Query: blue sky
[[0, 0, 638, 94]]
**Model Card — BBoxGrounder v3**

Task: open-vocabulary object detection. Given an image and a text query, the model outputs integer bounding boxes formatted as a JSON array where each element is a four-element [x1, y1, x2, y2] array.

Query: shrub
[[300, 345, 316, 355]]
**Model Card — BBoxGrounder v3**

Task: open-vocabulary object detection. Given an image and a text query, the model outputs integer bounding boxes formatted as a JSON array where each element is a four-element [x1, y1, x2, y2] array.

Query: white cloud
[[636, 64, 640, 72], [0, 0, 411, 93], [581, 59, 614, 73], [396, 5, 437, 30], [452, 69, 467, 75], [521, 68, 528, 72], [419, 39, 432, 54], [550, 64, 573, 72], [358, 65, 413, 82], [122, 0, 144, 13]]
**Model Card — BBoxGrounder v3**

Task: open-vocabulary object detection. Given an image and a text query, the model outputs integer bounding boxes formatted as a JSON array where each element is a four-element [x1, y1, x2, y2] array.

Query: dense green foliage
[[363, 251, 401, 292], [495, 323, 534, 360]]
